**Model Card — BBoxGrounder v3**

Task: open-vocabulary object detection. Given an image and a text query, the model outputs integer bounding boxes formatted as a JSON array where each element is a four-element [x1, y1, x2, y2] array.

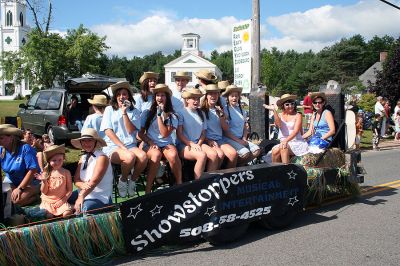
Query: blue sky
[[33, 0, 400, 57]]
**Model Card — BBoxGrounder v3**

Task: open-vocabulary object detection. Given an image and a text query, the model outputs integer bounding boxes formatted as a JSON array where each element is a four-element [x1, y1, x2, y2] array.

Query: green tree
[[358, 93, 376, 113]]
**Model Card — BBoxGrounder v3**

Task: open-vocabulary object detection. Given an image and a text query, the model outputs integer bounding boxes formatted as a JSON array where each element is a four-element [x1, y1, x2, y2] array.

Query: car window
[[35, 91, 53, 110], [27, 92, 40, 108], [47, 91, 63, 109]]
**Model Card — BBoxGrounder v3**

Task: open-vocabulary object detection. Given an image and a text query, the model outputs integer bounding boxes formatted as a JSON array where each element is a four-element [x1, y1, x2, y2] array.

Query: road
[[112, 149, 400, 266]]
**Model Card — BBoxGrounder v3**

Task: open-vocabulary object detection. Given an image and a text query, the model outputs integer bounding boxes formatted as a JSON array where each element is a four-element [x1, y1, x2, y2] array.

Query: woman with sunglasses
[[264, 94, 308, 163], [302, 92, 335, 152]]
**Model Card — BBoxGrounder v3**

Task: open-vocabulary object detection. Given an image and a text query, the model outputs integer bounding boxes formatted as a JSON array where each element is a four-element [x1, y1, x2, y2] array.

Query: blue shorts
[[223, 138, 260, 157]]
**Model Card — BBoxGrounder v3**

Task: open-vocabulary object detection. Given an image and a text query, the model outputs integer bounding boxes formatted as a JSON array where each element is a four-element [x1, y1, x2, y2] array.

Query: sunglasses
[[313, 101, 324, 104], [283, 102, 295, 107]]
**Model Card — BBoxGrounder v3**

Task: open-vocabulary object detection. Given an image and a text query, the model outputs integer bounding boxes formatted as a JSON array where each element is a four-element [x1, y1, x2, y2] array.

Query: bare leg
[[220, 144, 238, 168], [145, 148, 162, 193], [180, 147, 207, 179], [163, 145, 182, 185], [130, 147, 148, 181]]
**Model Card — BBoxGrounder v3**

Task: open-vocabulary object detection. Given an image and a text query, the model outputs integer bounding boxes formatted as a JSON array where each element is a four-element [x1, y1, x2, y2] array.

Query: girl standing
[[100, 81, 148, 197], [201, 84, 237, 168], [222, 85, 260, 166], [138, 84, 182, 193], [82, 94, 109, 138], [38, 144, 73, 218], [177, 87, 218, 179]]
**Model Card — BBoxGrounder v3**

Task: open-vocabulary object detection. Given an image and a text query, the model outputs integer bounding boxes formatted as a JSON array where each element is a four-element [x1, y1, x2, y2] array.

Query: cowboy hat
[[174, 71, 191, 80], [222, 85, 242, 97], [218, 80, 230, 91], [43, 144, 65, 162], [276, 94, 297, 107], [139, 72, 159, 84], [87, 94, 108, 106], [71, 128, 107, 150], [204, 84, 221, 93], [181, 87, 204, 99], [194, 69, 217, 82], [0, 124, 23, 138], [311, 92, 327, 102], [153, 84, 172, 96], [110, 81, 132, 95]]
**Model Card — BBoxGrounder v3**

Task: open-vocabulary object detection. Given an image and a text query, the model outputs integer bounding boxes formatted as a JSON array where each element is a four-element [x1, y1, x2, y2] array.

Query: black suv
[[17, 75, 125, 144]]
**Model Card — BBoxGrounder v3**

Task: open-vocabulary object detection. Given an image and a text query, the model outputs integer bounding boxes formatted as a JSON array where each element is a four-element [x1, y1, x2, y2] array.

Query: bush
[[358, 93, 376, 113], [13, 94, 23, 100]]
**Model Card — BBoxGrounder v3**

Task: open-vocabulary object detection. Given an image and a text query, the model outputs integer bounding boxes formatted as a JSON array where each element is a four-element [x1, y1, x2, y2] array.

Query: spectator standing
[[371, 114, 382, 150], [355, 110, 364, 149], [374, 96, 385, 137], [302, 90, 313, 131]]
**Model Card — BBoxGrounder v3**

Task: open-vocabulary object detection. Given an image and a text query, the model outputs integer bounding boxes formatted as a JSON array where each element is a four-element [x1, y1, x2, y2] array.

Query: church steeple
[[181, 33, 201, 56]]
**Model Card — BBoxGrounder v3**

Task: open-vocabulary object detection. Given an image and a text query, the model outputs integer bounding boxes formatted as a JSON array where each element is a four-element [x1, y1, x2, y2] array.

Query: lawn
[[0, 100, 26, 117]]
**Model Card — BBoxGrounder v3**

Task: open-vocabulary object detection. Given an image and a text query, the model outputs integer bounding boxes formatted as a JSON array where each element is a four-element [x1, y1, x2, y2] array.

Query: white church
[[164, 33, 222, 89], [0, 0, 30, 99]]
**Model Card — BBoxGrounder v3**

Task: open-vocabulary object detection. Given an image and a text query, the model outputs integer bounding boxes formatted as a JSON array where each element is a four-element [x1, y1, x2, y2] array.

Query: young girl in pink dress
[[37, 144, 73, 218]]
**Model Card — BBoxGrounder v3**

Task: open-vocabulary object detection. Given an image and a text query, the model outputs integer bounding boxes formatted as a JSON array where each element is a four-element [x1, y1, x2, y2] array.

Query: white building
[[164, 33, 222, 89], [0, 0, 30, 99]]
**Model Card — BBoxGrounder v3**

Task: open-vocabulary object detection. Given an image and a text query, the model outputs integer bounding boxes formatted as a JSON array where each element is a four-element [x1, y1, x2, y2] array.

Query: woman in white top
[[134, 72, 159, 113], [70, 128, 113, 213], [82, 94, 108, 139], [138, 84, 182, 193], [264, 94, 308, 163], [200, 84, 238, 168], [177, 88, 219, 179], [100, 81, 148, 197]]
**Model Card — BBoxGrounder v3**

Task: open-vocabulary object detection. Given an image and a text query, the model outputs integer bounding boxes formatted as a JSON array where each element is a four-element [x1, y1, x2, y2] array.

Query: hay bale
[[291, 148, 345, 168]]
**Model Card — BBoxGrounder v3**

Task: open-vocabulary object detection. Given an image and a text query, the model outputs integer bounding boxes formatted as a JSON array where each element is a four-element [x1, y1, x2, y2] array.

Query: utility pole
[[249, 0, 268, 141]]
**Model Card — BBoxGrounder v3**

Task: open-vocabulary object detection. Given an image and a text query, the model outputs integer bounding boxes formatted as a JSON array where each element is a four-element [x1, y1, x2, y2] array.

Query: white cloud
[[89, 0, 400, 57]]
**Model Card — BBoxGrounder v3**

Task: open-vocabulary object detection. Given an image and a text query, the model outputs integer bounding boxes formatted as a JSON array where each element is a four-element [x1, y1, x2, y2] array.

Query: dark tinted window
[[35, 91, 53, 109], [27, 92, 40, 108], [47, 91, 63, 109]]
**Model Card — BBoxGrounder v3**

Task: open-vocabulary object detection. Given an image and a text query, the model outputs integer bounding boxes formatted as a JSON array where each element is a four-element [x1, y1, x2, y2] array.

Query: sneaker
[[118, 179, 128, 197], [128, 179, 136, 197]]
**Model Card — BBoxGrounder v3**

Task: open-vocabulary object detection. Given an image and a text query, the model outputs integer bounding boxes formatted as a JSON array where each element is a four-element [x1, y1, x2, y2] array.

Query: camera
[[123, 100, 131, 107]]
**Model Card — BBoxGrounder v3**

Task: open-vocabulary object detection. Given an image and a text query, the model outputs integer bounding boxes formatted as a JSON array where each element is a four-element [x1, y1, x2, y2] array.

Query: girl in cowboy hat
[[37, 144, 73, 218], [222, 85, 261, 166], [171, 71, 190, 112], [264, 94, 308, 163], [138, 84, 182, 193], [303, 92, 336, 153], [200, 84, 238, 168], [82, 94, 109, 137], [177, 87, 219, 179], [194, 69, 218, 93], [69, 128, 113, 213], [100, 81, 148, 198], [134, 71, 159, 113], [0, 124, 41, 206]]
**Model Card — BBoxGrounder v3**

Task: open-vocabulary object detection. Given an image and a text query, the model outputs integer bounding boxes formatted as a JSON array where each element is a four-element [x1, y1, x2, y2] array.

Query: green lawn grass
[[360, 129, 373, 150], [0, 100, 26, 117]]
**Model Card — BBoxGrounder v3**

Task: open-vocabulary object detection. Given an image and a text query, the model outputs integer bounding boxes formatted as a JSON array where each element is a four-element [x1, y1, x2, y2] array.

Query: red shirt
[[303, 95, 313, 114]]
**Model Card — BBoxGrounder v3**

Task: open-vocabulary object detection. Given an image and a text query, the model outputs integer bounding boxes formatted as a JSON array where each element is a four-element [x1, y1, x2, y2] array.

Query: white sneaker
[[118, 179, 128, 198], [128, 179, 136, 197]]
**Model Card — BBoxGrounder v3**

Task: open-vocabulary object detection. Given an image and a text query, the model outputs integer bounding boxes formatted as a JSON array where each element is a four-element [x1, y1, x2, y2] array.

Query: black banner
[[120, 163, 307, 253]]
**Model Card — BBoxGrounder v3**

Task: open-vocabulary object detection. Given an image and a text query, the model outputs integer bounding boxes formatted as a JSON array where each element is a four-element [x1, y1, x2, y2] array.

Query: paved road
[[112, 149, 400, 266]]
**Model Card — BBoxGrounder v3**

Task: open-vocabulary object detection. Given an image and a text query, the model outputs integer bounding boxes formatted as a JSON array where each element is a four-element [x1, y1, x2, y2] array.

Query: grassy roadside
[[0, 100, 26, 117]]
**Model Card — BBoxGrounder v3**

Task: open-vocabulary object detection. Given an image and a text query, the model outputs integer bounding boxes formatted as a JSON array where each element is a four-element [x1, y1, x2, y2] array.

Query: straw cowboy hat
[[43, 144, 65, 162], [218, 80, 230, 91], [194, 69, 218, 82], [204, 84, 221, 93], [311, 92, 327, 102], [222, 85, 243, 97], [71, 128, 107, 150], [181, 87, 204, 99], [174, 71, 191, 80], [110, 81, 132, 95], [276, 94, 297, 107], [139, 72, 159, 84], [152, 84, 172, 96], [87, 94, 108, 106], [0, 124, 23, 138]]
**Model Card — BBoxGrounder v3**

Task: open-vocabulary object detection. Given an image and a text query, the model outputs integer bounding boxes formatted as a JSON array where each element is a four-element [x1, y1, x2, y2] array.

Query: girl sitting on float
[[100, 81, 148, 198], [264, 94, 308, 163], [138, 84, 182, 193], [200, 83, 238, 168], [134, 72, 159, 113], [37, 144, 73, 218], [177, 87, 219, 179], [303, 92, 335, 153], [222, 85, 261, 166]]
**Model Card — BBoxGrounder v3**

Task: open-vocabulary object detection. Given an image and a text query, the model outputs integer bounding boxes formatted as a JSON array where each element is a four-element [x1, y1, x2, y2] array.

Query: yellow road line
[[361, 179, 400, 192], [361, 182, 400, 196]]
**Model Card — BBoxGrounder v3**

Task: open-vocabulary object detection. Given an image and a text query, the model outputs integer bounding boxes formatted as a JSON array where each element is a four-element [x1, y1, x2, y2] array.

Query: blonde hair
[[43, 153, 65, 179]]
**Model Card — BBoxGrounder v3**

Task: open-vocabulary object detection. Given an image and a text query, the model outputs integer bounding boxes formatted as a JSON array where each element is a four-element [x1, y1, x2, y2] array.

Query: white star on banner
[[204, 206, 217, 216], [288, 196, 299, 206], [287, 170, 297, 180], [150, 205, 163, 217], [127, 203, 143, 219]]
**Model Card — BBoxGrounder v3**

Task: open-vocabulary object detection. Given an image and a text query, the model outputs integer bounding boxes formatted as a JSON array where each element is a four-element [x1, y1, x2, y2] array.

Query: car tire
[[259, 207, 299, 230], [205, 223, 249, 246]]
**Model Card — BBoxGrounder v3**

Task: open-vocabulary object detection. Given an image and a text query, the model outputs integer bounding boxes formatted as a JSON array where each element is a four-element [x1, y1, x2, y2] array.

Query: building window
[[187, 39, 194, 48], [19, 12, 23, 26], [6, 11, 13, 26]]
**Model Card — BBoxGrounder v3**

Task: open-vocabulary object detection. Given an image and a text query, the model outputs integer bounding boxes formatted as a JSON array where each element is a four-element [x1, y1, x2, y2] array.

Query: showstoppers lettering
[[130, 170, 254, 251]]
